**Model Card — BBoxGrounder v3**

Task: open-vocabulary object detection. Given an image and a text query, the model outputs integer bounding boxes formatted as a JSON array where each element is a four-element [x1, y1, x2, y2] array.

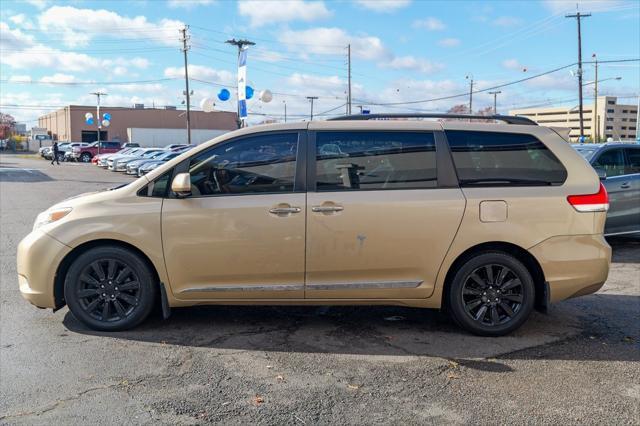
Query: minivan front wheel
[[448, 252, 535, 336], [64, 246, 156, 331]]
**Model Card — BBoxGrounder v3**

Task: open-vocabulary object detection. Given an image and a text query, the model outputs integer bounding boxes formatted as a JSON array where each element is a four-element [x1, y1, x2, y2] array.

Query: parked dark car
[[573, 142, 640, 236]]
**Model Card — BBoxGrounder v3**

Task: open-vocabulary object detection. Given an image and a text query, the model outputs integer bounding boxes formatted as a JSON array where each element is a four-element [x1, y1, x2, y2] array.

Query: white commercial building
[[510, 96, 638, 142]]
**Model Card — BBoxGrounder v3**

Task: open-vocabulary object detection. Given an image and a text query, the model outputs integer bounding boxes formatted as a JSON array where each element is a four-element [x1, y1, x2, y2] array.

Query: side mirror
[[594, 166, 607, 181], [171, 172, 192, 197]]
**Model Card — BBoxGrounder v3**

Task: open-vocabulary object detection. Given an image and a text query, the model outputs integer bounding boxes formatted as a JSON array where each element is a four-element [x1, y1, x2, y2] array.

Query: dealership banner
[[238, 48, 248, 120]]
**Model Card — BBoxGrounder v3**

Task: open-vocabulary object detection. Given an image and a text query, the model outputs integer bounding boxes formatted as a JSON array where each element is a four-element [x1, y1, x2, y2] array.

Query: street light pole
[[488, 90, 502, 114], [283, 100, 287, 123], [593, 53, 598, 142], [307, 96, 318, 121], [90, 91, 107, 154]]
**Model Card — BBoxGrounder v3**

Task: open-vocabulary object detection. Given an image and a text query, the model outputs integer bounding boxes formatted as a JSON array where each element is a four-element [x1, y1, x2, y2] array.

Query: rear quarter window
[[445, 130, 567, 186]]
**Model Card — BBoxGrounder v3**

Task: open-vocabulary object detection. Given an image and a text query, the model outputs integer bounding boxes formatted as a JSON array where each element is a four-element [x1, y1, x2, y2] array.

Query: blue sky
[[1, 0, 638, 126]]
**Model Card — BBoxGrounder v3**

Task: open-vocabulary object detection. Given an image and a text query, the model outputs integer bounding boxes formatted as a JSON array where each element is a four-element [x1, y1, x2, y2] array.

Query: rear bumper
[[17, 230, 71, 309], [529, 234, 611, 303]]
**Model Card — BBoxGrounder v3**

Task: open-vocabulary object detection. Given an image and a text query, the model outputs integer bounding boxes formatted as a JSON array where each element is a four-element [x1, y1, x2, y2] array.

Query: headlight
[[33, 207, 72, 231]]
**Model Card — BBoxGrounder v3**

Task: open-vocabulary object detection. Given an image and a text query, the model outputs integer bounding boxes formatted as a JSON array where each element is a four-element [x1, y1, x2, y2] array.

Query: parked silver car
[[573, 142, 640, 236]]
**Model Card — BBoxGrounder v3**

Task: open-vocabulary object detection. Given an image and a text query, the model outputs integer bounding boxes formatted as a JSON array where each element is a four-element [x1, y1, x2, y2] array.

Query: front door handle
[[311, 205, 344, 213], [269, 206, 301, 215], [620, 182, 630, 189]]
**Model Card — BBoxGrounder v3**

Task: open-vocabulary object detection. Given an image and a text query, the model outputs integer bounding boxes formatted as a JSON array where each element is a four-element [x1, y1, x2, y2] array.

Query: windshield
[[573, 146, 598, 161], [141, 150, 163, 158]]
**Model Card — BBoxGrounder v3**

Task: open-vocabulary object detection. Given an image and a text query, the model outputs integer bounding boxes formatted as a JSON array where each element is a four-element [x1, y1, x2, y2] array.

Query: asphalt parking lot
[[1, 154, 639, 425]]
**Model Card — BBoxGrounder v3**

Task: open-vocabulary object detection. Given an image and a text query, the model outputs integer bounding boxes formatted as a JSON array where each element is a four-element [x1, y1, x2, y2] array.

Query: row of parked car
[[93, 144, 194, 177], [39, 141, 194, 177]]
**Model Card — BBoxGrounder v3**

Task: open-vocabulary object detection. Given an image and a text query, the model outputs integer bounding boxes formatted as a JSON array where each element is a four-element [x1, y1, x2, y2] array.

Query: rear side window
[[445, 131, 567, 186], [624, 148, 640, 175], [593, 149, 625, 177], [315, 131, 437, 191]]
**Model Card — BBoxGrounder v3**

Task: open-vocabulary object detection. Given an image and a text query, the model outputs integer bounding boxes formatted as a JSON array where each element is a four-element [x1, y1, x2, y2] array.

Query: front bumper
[[529, 234, 611, 303], [17, 230, 71, 309]]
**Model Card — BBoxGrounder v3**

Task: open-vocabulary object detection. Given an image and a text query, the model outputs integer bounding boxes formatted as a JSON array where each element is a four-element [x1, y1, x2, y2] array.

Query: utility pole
[[283, 100, 287, 123], [307, 96, 318, 121], [566, 10, 591, 140], [226, 38, 256, 128], [180, 26, 192, 145], [466, 74, 473, 114], [347, 44, 352, 115], [488, 90, 501, 114], [592, 53, 599, 142], [90, 91, 107, 154]]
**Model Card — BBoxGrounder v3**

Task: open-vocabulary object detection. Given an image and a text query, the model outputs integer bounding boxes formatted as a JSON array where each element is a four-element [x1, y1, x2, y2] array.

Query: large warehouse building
[[510, 96, 638, 142], [38, 105, 238, 146]]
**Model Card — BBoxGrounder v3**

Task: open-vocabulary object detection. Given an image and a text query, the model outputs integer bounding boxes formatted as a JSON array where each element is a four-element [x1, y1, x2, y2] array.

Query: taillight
[[567, 182, 609, 212]]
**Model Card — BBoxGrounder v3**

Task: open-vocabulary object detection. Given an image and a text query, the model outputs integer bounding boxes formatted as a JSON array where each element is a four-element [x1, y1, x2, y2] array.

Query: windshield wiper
[[460, 178, 553, 186]]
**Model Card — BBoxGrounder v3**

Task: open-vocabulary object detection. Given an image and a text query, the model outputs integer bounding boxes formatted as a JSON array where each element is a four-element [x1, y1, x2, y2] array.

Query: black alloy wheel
[[65, 246, 156, 331], [448, 252, 535, 336]]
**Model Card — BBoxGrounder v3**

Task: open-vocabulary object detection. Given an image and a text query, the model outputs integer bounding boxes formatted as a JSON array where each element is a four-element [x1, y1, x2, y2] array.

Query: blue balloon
[[86, 117, 94, 125], [218, 88, 230, 101], [246, 86, 254, 99], [103, 112, 111, 121]]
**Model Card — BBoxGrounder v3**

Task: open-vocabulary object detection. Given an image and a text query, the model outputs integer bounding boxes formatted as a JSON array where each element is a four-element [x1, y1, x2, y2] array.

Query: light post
[[583, 75, 621, 142], [283, 100, 287, 123], [488, 91, 502, 114]]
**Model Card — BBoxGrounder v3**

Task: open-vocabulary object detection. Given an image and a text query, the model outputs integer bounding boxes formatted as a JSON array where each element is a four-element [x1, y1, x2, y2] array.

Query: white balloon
[[200, 97, 216, 113], [85, 112, 93, 119], [259, 89, 273, 103], [101, 119, 110, 127]]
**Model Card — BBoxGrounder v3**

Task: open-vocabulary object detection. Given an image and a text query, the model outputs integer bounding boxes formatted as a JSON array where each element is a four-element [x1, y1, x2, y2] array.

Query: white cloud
[[9, 14, 35, 29], [412, 17, 446, 31], [8, 75, 33, 83], [0, 22, 35, 50], [492, 16, 522, 27], [37, 6, 184, 48], [279, 27, 390, 61], [287, 73, 345, 93], [40, 73, 76, 84], [381, 56, 444, 74], [25, 0, 48, 9], [354, 0, 411, 12], [502, 59, 527, 71], [164, 65, 234, 84], [525, 73, 575, 91], [438, 38, 460, 47], [542, 0, 625, 14], [238, 0, 331, 27], [167, 0, 215, 8]]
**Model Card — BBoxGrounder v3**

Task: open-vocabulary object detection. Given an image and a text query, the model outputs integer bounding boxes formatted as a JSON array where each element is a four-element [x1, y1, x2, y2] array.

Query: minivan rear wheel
[[447, 252, 535, 336], [64, 246, 156, 331]]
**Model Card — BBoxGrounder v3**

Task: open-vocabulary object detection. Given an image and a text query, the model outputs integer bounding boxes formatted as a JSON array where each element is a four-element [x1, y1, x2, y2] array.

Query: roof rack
[[327, 113, 537, 126]]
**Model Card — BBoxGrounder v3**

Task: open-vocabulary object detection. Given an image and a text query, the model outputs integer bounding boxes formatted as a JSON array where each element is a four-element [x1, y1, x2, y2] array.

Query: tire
[[80, 152, 92, 163], [57, 153, 65, 162], [64, 246, 157, 331], [447, 252, 535, 337]]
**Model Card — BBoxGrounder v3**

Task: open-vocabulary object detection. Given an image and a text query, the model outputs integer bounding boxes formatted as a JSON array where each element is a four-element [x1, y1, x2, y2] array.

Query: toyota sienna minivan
[[17, 113, 611, 336]]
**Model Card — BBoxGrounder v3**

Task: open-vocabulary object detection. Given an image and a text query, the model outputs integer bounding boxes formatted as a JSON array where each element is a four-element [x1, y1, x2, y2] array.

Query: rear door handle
[[311, 205, 344, 213], [620, 182, 630, 189], [269, 206, 301, 215]]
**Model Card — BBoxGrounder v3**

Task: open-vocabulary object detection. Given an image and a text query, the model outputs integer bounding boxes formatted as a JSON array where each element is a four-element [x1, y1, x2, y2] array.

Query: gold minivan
[[17, 114, 611, 336]]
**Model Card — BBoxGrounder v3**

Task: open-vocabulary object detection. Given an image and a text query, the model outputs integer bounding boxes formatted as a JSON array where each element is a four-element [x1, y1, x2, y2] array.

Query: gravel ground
[[1, 154, 639, 425]]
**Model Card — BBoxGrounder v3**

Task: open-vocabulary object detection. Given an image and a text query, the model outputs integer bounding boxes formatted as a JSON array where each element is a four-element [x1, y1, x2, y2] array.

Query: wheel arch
[[441, 241, 547, 313], [54, 239, 160, 309]]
